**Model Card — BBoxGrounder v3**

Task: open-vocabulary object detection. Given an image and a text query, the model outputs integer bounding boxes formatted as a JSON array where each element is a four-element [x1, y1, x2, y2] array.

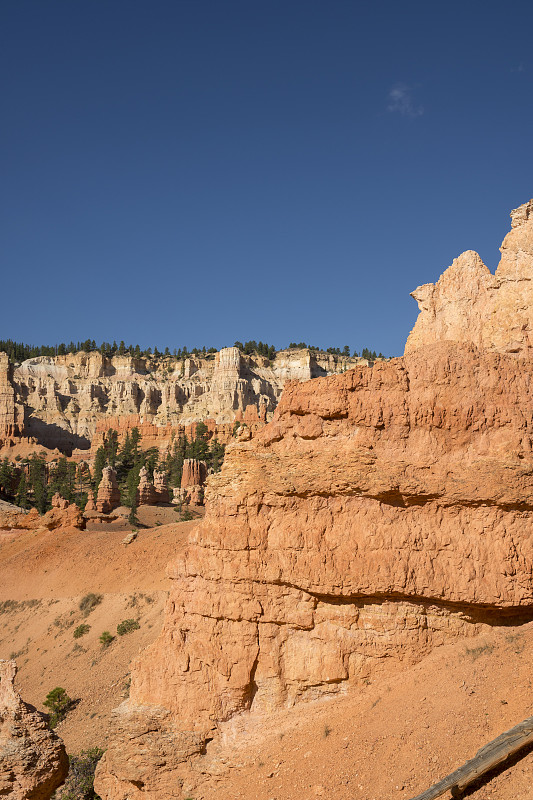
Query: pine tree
[[105, 429, 119, 468], [117, 432, 133, 480], [210, 439, 225, 472], [29, 455, 48, 514], [169, 435, 187, 487], [75, 463, 90, 510], [125, 463, 141, 509], [92, 446, 107, 492], [128, 499, 139, 527], [15, 472, 29, 509], [0, 458, 14, 499], [130, 427, 141, 461], [191, 422, 209, 461]]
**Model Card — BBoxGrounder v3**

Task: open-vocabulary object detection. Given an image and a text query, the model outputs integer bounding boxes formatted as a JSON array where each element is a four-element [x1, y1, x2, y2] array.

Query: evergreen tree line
[[0, 339, 219, 364], [287, 343, 382, 359], [1, 338, 386, 365], [0, 424, 225, 516], [233, 341, 277, 359]]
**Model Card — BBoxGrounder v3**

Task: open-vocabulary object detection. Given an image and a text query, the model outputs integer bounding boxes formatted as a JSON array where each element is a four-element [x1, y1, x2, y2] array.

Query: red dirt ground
[[1, 515, 531, 800]]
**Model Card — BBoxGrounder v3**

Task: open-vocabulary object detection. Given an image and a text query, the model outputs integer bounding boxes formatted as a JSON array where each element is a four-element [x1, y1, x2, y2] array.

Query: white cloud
[[387, 84, 424, 118]]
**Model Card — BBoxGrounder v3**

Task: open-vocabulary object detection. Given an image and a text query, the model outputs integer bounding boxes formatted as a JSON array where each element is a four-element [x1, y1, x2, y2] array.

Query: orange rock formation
[[0, 660, 68, 799], [405, 199, 533, 356], [180, 459, 207, 489], [95, 202, 533, 800], [0, 502, 85, 532], [137, 467, 158, 506], [0, 353, 23, 445], [96, 467, 121, 513], [153, 470, 169, 504]]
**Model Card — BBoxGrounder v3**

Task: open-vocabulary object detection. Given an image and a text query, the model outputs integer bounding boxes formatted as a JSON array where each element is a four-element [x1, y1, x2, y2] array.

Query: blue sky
[[2, 0, 532, 356]]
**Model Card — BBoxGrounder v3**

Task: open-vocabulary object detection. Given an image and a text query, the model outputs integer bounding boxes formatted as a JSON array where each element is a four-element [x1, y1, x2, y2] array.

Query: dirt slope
[[191, 623, 533, 800], [0, 514, 197, 754], [1, 513, 531, 799]]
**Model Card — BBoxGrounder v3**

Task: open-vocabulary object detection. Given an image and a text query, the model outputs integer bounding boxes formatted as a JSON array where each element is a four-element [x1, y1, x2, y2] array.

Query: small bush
[[79, 593, 103, 617], [180, 510, 194, 521], [99, 631, 114, 648], [117, 619, 140, 636], [464, 643, 494, 661], [43, 686, 73, 727], [61, 746, 104, 800], [73, 624, 90, 639]]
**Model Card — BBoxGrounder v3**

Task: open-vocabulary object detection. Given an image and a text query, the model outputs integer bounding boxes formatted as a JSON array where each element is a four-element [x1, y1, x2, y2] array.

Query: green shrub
[[117, 619, 140, 636], [43, 686, 72, 727], [73, 624, 90, 639], [61, 747, 104, 800], [79, 593, 103, 617], [99, 631, 114, 648]]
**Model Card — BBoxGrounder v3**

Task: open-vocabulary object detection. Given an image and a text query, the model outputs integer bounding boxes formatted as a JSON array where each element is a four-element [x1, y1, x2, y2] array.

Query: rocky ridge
[[405, 199, 533, 356], [0, 347, 364, 455], [0, 660, 68, 800], [0, 496, 85, 532], [95, 201, 533, 799]]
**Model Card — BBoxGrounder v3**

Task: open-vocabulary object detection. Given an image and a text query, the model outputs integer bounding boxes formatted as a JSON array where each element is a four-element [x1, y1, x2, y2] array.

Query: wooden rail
[[409, 715, 533, 800]]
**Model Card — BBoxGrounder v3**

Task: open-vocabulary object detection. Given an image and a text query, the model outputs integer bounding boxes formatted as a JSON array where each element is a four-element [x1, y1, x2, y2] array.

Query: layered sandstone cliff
[[4, 348, 362, 454], [405, 199, 533, 355], [96, 341, 533, 799], [95, 201, 533, 800], [0, 660, 68, 799]]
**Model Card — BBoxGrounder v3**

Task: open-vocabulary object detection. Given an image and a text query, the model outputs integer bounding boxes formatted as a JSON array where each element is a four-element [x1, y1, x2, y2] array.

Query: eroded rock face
[[6, 348, 362, 454], [85, 489, 96, 511], [0, 660, 68, 799], [50, 492, 69, 510], [0, 502, 85, 531], [153, 470, 169, 504], [96, 340, 533, 799], [0, 353, 23, 445], [405, 199, 533, 356], [181, 459, 207, 489], [137, 466, 158, 506], [96, 467, 121, 513]]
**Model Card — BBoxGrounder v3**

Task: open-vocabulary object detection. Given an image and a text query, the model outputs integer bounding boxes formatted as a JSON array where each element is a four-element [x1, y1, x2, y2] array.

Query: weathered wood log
[[409, 715, 533, 800]]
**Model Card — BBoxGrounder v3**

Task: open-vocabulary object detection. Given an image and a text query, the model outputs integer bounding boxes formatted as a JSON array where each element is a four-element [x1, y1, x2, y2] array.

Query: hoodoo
[[0, 353, 23, 445], [2, 347, 362, 455], [95, 202, 533, 799], [0, 660, 68, 800]]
